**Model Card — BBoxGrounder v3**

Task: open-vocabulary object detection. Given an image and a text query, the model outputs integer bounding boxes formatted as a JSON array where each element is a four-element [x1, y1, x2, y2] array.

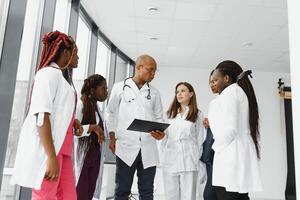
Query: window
[[95, 38, 110, 111], [127, 63, 135, 77], [53, 0, 71, 32], [0, 0, 45, 199], [0, 0, 10, 60], [95, 38, 110, 78], [73, 15, 91, 97], [114, 55, 128, 83]]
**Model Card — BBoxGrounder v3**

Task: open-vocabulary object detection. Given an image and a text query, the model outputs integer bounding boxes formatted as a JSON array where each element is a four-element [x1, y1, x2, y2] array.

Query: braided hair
[[77, 74, 106, 157], [37, 30, 75, 71], [215, 60, 260, 158], [26, 31, 76, 115]]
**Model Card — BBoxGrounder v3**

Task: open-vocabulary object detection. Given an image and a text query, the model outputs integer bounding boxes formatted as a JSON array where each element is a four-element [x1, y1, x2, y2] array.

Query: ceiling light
[[243, 42, 253, 47], [148, 7, 158, 12]]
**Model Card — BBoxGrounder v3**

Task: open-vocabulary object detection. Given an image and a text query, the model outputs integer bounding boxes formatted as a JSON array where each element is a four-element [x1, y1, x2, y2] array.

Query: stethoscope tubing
[[123, 77, 151, 102]]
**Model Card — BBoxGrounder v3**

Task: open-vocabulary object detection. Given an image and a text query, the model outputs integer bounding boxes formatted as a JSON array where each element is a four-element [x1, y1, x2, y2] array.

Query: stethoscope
[[123, 77, 151, 102]]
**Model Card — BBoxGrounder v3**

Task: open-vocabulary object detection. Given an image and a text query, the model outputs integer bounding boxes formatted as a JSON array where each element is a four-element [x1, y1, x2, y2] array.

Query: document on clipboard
[[127, 119, 170, 133]]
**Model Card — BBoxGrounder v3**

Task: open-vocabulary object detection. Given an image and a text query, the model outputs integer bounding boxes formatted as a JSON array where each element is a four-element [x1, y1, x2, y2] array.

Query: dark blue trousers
[[204, 163, 217, 200], [115, 151, 156, 200]]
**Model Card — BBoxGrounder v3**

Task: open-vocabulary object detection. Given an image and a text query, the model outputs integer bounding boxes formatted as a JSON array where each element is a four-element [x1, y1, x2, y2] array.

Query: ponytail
[[216, 60, 260, 158]]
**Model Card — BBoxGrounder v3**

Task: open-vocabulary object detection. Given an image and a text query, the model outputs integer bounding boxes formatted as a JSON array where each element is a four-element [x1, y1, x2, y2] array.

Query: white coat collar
[[177, 106, 189, 119], [49, 62, 75, 92], [49, 62, 61, 69], [221, 83, 237, 95], [128, 78, 150, 92]]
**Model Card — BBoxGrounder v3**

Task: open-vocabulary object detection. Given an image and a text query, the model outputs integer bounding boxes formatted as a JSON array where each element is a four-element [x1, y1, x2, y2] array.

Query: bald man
[[106, 55, 165, 200]]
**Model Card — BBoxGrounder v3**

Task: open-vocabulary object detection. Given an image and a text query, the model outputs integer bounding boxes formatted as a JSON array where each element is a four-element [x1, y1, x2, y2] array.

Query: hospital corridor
[[0, 0, 300, 200]]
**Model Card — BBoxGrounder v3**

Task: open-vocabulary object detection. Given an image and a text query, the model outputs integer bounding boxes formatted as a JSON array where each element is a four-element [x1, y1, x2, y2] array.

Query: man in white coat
[[106, 55, 165, 200]]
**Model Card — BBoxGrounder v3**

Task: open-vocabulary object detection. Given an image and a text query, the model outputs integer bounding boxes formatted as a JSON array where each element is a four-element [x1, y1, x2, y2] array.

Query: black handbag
[[200, 128, 215, 164]]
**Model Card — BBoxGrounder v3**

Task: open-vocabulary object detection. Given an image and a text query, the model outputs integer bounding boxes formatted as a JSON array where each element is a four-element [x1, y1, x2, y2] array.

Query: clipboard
[[127, 119, 170, 133]]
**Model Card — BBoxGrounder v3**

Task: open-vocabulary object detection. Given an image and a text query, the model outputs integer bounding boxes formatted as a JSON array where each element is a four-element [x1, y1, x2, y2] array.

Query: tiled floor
[[0, 165, 285, 200], [99, 164, 284, 200], [127, 195, 281, 200]]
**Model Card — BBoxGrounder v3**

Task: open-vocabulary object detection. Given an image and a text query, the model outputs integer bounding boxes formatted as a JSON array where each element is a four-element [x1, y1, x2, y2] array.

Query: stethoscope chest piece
[[146, 91, 151, 100]]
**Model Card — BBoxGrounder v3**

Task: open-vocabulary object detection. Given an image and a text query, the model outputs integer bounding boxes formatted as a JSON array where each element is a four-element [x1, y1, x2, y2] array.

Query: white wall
[[152, 66, 290, 200], [287, 0, 300, 198]]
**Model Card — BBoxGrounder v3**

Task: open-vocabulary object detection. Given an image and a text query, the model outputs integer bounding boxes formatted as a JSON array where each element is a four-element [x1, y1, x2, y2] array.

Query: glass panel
[[95, 38, 110, 111], [0, 0, 10, 60], [127, 63, 134, 77], [53, 0, 71, 32], [114, 55, 128, 83], [73, 15, 91, 97], [95, 38, 110, 79], [100, 164, 116, 199], [0, 0, 45, 199]]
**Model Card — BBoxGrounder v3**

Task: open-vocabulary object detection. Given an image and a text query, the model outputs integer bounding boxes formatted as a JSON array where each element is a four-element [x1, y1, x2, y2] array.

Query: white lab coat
[[161, 108, 206, 200], [106, 78, 163, 168], [208, 83, 262, 193], [161, 108, 205, 173], [74, 100, 106, 197], [10, 63, 75, 189]]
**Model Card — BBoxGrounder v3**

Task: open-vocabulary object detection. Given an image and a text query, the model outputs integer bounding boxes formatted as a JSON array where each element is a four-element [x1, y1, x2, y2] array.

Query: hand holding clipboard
[[127, 119, 170, 140]]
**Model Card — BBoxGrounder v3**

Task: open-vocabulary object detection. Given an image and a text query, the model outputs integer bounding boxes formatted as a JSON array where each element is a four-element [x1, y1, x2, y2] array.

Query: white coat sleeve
[[106, 84, 120, 133], [30, 68, 59, 115], [75, 100, 90, 138], [213, 89, 239, 152], [153, 91, 164, 122], [159, 113, 169, 150], [196, 111, 207, 183], [196, 111, 205, 155], [196, 111, 205, 146]]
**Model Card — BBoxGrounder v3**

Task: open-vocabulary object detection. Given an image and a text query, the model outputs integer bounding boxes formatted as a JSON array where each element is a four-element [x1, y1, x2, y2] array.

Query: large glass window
[[0, 0, 10, 60], [0, 0, 45, 199], [73, 15, 91, 97], [53, 0, 71, 32], [99, 54, 130, 200], [94, 38, 114, 200], [95, 38, 110, 111], [127, 63, 135, 77], [114, 55, 128, 83], [95, 38, 110, 78]]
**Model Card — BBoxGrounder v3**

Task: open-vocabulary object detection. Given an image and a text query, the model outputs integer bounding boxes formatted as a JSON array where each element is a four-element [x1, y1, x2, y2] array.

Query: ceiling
[[81, 0, 290, 72]]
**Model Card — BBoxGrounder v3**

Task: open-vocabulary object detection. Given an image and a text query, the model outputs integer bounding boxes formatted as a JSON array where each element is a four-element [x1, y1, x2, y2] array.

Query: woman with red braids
[[11, 30, 81, 200]]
